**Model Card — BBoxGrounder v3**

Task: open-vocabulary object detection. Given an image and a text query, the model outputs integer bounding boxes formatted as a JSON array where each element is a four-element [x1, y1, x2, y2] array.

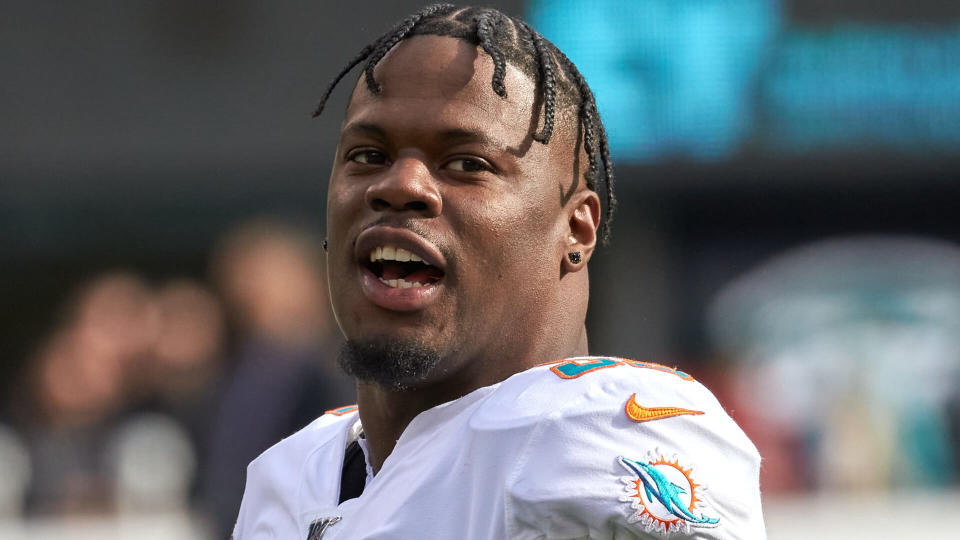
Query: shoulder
[[487, 357, 765, 539], [245, 405, 359, 485], [233, 406, 359, 539], [474, 356, 725, 428]]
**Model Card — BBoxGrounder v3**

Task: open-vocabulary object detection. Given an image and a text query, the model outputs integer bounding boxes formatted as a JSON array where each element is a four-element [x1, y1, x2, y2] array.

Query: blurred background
[[2, 0, 959, 538]]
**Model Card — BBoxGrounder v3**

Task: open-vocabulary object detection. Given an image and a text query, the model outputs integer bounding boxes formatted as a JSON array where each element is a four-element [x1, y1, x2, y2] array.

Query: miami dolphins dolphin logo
[[617, 452, 719, 535]]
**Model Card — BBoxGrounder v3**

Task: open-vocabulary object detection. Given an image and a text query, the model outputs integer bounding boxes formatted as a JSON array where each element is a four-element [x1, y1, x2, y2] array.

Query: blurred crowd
[[0, 219, 354, 537], [707, 235, 960, 495], [3, 219, 960, 538]]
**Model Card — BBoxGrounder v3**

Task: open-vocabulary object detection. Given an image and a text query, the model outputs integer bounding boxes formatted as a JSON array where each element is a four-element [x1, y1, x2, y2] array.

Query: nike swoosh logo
[[624, 393, 704, 423]]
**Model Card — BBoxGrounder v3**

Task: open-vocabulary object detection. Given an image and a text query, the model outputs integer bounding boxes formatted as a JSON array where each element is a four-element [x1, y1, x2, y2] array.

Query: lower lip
[[359, 269, 442, 312]]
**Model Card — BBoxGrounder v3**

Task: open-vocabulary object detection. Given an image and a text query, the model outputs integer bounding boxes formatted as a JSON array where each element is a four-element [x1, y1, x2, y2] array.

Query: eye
[[347, 149, 389, 165], [445, 157, 492, 173]]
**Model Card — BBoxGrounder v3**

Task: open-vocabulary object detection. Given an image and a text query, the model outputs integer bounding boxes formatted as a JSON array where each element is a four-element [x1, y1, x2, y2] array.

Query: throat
[[354, 376, 478, 473], [355, 384, 426, 473]]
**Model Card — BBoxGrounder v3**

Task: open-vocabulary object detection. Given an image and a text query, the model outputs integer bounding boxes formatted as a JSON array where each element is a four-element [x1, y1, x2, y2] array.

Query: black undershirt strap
[[339, 440, 367, 503]]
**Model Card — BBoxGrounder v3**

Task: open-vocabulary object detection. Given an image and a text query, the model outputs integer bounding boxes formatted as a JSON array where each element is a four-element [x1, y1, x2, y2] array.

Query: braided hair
[[313, 4, 616, 244]]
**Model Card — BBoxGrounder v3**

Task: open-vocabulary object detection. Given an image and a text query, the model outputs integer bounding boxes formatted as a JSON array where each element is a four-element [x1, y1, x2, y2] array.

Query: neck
[[355, 324, 589, 473], [355, 382, 445, 473]]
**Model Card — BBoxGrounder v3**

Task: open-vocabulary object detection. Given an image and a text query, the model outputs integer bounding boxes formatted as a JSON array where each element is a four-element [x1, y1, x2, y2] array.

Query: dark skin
[[325, 35, 601, 472]]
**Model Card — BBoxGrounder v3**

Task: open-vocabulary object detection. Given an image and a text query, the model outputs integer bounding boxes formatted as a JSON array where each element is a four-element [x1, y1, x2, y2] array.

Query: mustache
[[357, 217, 454, 263], [360, 216, 431, 236]]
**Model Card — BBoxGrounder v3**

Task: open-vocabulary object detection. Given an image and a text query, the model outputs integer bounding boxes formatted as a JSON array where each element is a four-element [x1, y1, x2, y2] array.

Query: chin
[[338, 336, 443, 391]]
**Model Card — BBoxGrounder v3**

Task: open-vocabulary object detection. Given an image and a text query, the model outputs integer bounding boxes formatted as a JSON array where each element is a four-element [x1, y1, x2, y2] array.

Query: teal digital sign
[[760, 25, 960, 153], [529, 0, 960, 162]]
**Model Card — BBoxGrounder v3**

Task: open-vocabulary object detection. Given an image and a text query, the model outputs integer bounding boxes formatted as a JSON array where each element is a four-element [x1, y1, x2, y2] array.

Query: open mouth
[[366, 245, 445, 289]]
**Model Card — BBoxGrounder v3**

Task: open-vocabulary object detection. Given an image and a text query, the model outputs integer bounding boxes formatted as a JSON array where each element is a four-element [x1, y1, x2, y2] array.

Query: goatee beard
[[338, 338, 442, 391]]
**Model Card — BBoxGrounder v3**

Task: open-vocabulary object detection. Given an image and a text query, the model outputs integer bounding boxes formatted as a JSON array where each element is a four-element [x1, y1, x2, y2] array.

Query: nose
[[364, 157, 442, 217]]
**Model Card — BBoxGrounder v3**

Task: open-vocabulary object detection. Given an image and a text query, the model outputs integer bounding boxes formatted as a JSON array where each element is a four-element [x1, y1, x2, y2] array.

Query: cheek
[[509, 184, 558, 245], [326, 177, 364, 237], [457, 186, 558, 277]]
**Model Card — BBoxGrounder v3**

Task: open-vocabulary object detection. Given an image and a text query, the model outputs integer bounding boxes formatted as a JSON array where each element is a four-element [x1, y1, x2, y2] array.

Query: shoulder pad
[[233, 408, 358, 539], [473, 356, 720, 431], [494, 357, 765, 539], [249, 405, 358, 471]]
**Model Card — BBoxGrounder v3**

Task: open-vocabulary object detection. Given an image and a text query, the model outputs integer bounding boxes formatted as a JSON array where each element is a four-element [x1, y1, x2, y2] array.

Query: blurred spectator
[[0, 422, 31, 516], [149, 280, 225, 400], [18, 272, 158, 515], [123, 279, 227, 511], [202, 219, 353, 537], [108, 413, 198, 514], [131, 281, 224, 457], [709, 236, 960, 493], [5, 222, 351, 530], [12, 271, 231, 519]]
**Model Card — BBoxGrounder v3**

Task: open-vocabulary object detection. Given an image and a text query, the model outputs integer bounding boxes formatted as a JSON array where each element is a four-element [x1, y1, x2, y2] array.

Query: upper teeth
[[370, 246, 423, 263]]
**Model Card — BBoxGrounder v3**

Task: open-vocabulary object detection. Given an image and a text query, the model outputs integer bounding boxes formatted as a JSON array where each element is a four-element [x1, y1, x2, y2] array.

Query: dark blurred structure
[[2, 0, 960, 537]]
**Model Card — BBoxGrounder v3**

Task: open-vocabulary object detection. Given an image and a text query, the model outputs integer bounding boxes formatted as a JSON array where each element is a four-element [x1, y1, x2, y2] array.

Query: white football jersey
[[234, 357, 765, 539]]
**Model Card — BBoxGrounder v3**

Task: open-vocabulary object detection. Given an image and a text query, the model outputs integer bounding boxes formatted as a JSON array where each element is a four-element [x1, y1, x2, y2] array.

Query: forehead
[[343, 35, 538, 143]]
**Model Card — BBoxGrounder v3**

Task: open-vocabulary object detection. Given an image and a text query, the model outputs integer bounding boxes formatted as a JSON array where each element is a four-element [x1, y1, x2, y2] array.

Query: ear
[[561, 190, 601, 274]]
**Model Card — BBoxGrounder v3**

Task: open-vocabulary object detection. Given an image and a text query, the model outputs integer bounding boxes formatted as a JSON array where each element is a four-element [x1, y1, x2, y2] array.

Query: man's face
[[326, 35, 577, 388]]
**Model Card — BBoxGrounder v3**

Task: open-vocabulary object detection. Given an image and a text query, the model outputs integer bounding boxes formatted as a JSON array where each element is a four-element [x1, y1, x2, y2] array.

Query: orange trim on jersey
[[624, 393, 704, 423], [325, 404, 359, 416], [535, 359, 567, 367], [623, 360, 695, 381]]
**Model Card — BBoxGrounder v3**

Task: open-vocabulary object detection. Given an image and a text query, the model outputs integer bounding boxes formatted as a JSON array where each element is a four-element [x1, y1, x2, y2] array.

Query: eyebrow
[[438, 128, 499, 148], [340, 123, 505, 150], [340, 122, 387, 140]]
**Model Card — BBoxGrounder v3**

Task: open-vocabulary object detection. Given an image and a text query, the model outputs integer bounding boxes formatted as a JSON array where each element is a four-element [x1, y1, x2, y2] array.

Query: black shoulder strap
[[338, 440, 367, 503]]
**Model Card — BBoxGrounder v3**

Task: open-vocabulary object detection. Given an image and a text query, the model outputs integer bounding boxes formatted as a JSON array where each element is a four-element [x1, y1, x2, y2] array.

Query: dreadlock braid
[[312, 4, 617, 244], [312, 42, 376, 118], [580, 103, 599, 190], [549, 51, 598, 187], [553, 50, 616, 243], [364, 3, 455, 95], [521, 22, 556, 144], [475, 11, 507, 98], [595, 116, 617, 242]]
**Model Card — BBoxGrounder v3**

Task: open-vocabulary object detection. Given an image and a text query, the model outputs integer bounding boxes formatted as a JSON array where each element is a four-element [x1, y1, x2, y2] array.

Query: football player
[[234, 4, 764, 539]]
